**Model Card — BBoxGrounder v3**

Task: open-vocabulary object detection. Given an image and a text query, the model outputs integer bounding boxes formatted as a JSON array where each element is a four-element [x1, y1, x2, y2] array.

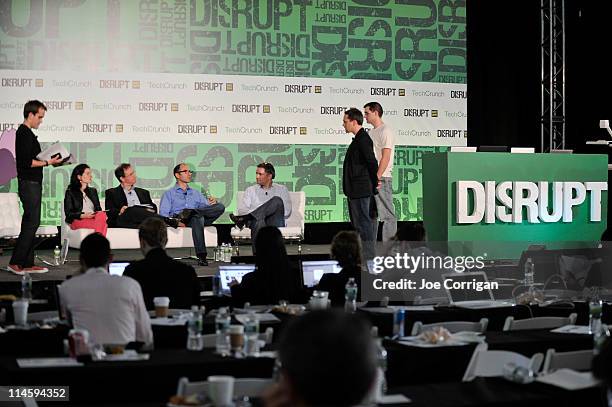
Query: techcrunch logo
[[241, 84, 279, 92], [328, 86, 364, 95], [277, 106, 314, 114], [371, 253, 485, 274], [315, 128, 344, 135], [456, 181, 607, 224]]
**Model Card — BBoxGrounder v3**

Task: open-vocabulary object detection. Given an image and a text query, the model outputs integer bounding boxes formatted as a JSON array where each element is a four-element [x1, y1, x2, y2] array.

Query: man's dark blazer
[[342, 128, 379, 199], [105, 185, 157, 227], [64, 187, 102, 224], [123, 248, 201, 310]]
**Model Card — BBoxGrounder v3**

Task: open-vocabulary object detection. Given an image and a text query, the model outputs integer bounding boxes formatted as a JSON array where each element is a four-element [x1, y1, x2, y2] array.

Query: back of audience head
[[394, 222, 426, 242], [254, 226, 300, 302], [275, 310, 377, 407], [331, 230, 362, 270], [139, 217, 168, 252], [79, 233, 111, 272]]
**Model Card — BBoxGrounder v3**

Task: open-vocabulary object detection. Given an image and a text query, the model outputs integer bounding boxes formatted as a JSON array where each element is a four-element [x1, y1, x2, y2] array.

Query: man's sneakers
[[26, 266, 49, 274], [7, 264, 48, 275]]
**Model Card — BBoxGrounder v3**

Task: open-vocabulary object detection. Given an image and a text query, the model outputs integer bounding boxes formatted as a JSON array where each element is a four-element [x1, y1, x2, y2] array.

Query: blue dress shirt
[[159, 184, 210, 217]]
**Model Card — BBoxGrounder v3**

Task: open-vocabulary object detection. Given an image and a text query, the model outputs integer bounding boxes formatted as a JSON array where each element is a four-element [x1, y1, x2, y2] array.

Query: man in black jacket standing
[[8, 100, 63, 275], [342, 108, 380, 259], [105, 163, 177, 228]]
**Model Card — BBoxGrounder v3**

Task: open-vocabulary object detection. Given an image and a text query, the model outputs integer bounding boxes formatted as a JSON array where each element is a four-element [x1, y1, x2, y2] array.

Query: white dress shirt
[[59, 267, 153, 346], [238, 183, 292, 219]]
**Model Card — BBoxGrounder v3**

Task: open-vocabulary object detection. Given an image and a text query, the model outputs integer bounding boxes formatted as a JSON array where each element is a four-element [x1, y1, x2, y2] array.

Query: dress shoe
[[229, 214, 247, 230], [197, 258, 209, 267], [164, 217, 179, 228]]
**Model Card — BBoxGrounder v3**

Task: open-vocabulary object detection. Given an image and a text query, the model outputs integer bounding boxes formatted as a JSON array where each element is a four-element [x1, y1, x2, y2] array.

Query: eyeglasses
[[177, 170, 194, 174]]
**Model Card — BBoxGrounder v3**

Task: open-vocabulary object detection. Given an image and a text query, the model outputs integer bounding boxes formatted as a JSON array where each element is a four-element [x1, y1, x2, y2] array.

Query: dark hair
[[364, 101, 384, 118], [257, 162, 275, 179], [139, 217, 168, 248], [394, 222, 426, 242], [331, 231, 362, 269], [114, 163, 131, 182], [69, 164, 90, 191], [279, 310, 377, 407], [344, 108, 364, 125], [23, 100, 47, 119], [79, 233, 111, 269], [254, 226, 301, 303]]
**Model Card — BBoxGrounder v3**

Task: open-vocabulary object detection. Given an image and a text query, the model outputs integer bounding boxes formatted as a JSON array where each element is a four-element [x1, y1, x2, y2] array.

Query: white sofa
[[0, 192, 58, 239], [230, 191, 305, 243], [61, 199, 218, 250]]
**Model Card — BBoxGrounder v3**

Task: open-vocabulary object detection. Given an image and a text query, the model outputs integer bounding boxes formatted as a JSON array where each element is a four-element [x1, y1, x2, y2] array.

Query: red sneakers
[[7, 264, 25, 275], [25, 265, 49, 274]]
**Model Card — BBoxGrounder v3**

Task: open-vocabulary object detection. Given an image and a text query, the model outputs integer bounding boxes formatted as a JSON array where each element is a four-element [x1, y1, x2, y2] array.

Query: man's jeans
[[348, 196, 376, 259], [188, 203, 225, 257], [374, 177, 397, 241]]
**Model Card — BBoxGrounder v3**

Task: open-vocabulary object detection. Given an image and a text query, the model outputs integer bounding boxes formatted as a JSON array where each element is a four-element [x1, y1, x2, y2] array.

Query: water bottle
[[590, 298, 609, 354], [243, 311, 260, 357], [214, 246, 221, 262], [374, 337, 388, 397], [215, 307, 231, 355], [21, 272, 32, 300], [344, 277, 358, 313], [393, 309, 405, 338], [502, 362, 535, 384], [53, 245, 61, 265], [524, 257, 534, 287], [187, 305, 204, 351], [224, 244, 232, 263]]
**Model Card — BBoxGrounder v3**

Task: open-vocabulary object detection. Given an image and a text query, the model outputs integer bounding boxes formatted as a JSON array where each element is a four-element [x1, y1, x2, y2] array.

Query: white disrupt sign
[[456, 181, 608, 224]]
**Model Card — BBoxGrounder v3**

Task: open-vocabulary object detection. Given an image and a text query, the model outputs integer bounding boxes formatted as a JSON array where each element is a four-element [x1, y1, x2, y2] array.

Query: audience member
[[263, 310, 377, 407], [124, 217, 201, 310], [58, 233, 153, 346], [230, 226, 306, 306], [64, 164, 107, 236], [315, 231, 362, 307]]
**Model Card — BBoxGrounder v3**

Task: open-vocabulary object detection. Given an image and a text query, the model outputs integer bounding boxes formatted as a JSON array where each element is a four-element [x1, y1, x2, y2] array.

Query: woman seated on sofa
[[64, 164, 107, 236], [230, 226, 307, 306]]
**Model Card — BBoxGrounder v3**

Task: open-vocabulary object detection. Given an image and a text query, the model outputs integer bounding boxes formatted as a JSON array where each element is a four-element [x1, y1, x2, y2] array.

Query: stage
[[0, 244, 331, 283]]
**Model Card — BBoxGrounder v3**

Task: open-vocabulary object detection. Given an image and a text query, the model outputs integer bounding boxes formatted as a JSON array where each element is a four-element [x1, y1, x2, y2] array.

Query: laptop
[[218, 264, 256, 294], [302, 260, 342, 287], [109, 262, 130, 276], [443, 271, 513, 309]]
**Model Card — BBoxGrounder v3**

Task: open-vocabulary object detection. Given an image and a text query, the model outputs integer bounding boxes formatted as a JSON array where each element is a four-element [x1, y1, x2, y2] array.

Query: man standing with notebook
[[8, 101, 63, 275]]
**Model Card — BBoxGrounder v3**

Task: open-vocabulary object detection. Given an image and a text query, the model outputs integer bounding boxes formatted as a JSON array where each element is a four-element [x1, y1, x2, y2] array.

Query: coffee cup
[[12, 299, 28, 325], [153, 297, 170, 317], [207, 375, 234, 406], [229, 324, 244, 351]]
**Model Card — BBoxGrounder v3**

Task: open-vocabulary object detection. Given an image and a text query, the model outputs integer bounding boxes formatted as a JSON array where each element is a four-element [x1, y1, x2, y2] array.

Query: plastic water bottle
[[344, 277, 358, 313], [215, 307, 231, 355], [393, 309, 405, 338], [53, 245, 61, 265], [214, 246, 221, 262], [373, 326, 388, 397], [502, 362, 535, 384], [589, 298, 609, 353], [21, 273, 32, 300], [524, 258, 534, 287], [224, 244, 232, 262], [243, 311, 260, 357], [187, 305, 204, 351]]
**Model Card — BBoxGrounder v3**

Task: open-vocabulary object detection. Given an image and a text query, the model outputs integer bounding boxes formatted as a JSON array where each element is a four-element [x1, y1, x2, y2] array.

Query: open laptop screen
[[443, 272, 495, 303], [219, 265, 256, 293], [302, 260, 342, 287], [109, 262, 130, 276]]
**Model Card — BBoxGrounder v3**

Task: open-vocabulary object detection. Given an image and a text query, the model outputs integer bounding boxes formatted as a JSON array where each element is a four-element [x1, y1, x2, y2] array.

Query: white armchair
[[61, 199, 217, 250], [230, 191, 305, 243], [0, 192, 57, 240]]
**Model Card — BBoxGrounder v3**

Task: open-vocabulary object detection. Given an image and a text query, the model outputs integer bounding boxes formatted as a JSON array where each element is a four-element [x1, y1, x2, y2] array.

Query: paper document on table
[[17, 357, 83, 368], [377, 394, 412, 404], [36, 142, 75, 165], [536, 369, 600, 390], [550, 325, 591, 334], [235, 313, 280, 324]]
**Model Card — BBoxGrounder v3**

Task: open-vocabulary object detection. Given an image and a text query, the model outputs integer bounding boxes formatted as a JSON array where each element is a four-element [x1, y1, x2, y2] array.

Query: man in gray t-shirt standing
[[364, 102, 397, 241]]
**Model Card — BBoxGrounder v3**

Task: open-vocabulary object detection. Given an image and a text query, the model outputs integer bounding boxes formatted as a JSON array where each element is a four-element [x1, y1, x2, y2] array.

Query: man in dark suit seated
[[105, 163, 178, 228], [124, 217, 201, 310]]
